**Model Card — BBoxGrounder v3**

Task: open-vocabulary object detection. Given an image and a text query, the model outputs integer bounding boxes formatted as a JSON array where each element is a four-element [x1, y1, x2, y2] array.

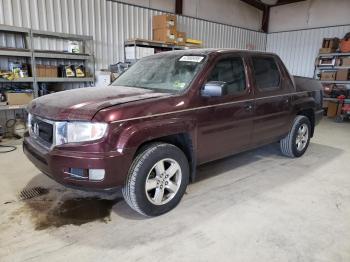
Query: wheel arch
[[116, 119, 197, 183], [135, 133, 196, 183], [297, 108, 315, 137]]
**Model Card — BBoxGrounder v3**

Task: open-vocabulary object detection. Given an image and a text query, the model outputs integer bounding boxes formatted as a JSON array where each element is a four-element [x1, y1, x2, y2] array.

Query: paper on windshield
[[179, 56, 204, 63]]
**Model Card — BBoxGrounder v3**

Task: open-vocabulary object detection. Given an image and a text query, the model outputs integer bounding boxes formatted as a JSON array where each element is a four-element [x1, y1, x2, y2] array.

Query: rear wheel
[[280, 115, 311, 158], [122, 143, 189, 216]]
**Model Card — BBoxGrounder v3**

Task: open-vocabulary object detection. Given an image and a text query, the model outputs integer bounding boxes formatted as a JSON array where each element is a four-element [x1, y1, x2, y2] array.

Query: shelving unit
[[0, 24, 95, 111], [314, 50, 350, 115], [34, 51, 91, 60], [0, 49, 31, 57], [0, 104, 27, 110], [0, 77, 34, 83], [314, 52, 350, 88], [124, 38, 199, 63], [318, 52, 350, 57], [31, 29, 95, 98], [320, 80, 350, 84], [125, 38, 191, 49], [36, 77, 94, 83]]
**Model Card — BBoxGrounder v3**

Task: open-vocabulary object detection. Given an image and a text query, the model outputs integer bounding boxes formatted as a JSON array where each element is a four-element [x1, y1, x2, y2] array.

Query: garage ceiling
[[241, 0, 306, 10], [240, 0, 306, 32]]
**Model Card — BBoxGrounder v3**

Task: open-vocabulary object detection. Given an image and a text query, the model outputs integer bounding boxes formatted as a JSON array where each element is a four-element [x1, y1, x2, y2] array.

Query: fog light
[[68, 168, 87, 179], [89, 169, 105, 181]]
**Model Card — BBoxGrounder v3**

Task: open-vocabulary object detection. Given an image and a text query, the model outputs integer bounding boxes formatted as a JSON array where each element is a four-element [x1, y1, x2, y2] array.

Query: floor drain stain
[[19, 187, 49, 200]]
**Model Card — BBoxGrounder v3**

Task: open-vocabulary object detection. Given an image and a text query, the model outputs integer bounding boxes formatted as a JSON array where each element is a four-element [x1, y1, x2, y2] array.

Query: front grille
[[30, 116, 54, 146]]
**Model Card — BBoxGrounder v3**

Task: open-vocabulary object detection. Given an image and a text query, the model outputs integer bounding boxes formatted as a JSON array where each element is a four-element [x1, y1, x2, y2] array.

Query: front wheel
[[122, 142, 189, 216], [280, 115, 311, 158]]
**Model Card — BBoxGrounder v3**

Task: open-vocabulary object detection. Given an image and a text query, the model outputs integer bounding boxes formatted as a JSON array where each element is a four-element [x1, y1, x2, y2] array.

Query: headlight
[[55, 122, 107, 146]]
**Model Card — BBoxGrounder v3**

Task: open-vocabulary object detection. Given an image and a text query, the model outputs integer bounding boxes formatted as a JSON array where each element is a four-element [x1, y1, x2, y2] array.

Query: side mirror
[[201, 81, 226, 97]]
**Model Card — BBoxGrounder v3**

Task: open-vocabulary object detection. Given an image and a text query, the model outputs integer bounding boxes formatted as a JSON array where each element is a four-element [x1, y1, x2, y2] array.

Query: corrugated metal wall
[[0, 0, 266, 70], [0, 0, 347, 83], [266, 25, 350, 77], [0, 0, 265, 134]]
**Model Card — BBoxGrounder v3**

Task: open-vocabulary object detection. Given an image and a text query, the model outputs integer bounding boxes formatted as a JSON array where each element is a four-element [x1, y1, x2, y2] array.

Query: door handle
[[244, 102, 254, 111]]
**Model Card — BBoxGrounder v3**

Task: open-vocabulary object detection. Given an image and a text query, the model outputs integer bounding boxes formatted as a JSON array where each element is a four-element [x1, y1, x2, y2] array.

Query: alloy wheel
[[296, 123, 309, 151], [145, 158, 182, 205]]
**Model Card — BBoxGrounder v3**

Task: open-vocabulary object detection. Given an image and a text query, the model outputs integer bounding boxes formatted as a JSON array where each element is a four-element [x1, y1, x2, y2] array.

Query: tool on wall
[[6, 114, 27, 139], [0, 124, 17, 153]]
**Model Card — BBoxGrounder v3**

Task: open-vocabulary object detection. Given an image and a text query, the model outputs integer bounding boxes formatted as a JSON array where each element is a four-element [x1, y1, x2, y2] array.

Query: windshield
[[112, 53, 206, 92]]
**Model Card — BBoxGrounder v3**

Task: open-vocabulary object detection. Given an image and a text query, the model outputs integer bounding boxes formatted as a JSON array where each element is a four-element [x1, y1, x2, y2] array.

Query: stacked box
[[319, 38, 339, 53], [327, 101, 339, 117], [152, 14, 177, 30], [176, 32, 186, 45], [36, 65, 58, 77], [341, 57, 350, 66], [320, 71, 337, 81], [153, 14, 177, 43], [336, 69, 349, 81], [153, 28, 177, 43]]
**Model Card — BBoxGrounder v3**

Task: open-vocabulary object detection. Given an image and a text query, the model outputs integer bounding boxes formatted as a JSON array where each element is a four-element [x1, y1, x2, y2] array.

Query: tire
[[280, 115, 311, 158], [122, 142, 189, 216]]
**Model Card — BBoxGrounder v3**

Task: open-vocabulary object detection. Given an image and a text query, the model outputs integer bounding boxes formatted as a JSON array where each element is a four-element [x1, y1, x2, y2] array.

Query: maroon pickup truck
[[24, 49, 323, 216]]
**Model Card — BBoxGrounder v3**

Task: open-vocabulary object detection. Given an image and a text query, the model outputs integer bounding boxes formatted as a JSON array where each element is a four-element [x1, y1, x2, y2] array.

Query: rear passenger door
[[196, 55, 254, 163], [249, 55, 292, 146]]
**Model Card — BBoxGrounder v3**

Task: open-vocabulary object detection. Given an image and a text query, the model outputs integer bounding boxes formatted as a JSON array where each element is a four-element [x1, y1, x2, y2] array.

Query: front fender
[[115, 117, 196, 152]]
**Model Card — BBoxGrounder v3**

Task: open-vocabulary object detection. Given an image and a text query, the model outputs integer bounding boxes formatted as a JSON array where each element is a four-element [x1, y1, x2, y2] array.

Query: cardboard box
[[152, 14, 176, 30], [176, 32, 186, 45], [319, 47, 336, 54], [153, 28, 177, 43], [322, 38, 339, 49], [36, 64, 46, 77], [320, 38, 339, 53], [47, 65, 58, 77], [36, 65, 58, 77], [320, 71, 337, 81], [341, 57, 350, 66], [6, 92, 33, 105], [336, 69, 349, 81], [327, 101, 339, 117]]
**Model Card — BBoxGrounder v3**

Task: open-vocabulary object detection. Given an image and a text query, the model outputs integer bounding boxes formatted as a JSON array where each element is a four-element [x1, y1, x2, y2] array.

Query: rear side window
[[207, 57, 246, 95], [252, 56, 280, 90]]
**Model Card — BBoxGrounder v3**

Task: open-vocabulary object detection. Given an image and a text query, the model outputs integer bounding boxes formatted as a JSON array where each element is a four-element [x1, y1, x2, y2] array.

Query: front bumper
[[23, 136, 133, 191]]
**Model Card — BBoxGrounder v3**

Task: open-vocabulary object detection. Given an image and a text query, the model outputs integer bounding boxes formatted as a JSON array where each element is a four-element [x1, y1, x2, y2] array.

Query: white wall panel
[[266, 25, 350, 78], [269, 0, 350, 33], [0, 0, 266, 70], [183, 0, 262, 31]]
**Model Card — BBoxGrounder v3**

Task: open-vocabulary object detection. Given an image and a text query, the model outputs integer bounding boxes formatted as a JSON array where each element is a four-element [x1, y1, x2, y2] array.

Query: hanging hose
[[0, 144, 17, 153], [0, 118, 19, 153]]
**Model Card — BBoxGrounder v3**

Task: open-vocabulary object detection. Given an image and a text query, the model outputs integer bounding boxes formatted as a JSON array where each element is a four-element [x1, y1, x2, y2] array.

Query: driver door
[[196, 54, 255, 164]]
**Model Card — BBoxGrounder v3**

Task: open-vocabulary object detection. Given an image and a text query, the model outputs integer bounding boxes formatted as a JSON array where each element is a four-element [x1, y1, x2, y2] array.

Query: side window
[[207, 57, 246, 95], [252, 56, 280, 90]]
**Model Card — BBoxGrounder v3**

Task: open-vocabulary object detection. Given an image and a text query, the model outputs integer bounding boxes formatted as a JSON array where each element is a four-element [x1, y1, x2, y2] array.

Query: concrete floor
[[0, 118, 349, 262]]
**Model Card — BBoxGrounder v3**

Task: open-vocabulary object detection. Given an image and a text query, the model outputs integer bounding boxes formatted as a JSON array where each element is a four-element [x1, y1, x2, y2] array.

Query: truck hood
[[28, 86, 169, 121]]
